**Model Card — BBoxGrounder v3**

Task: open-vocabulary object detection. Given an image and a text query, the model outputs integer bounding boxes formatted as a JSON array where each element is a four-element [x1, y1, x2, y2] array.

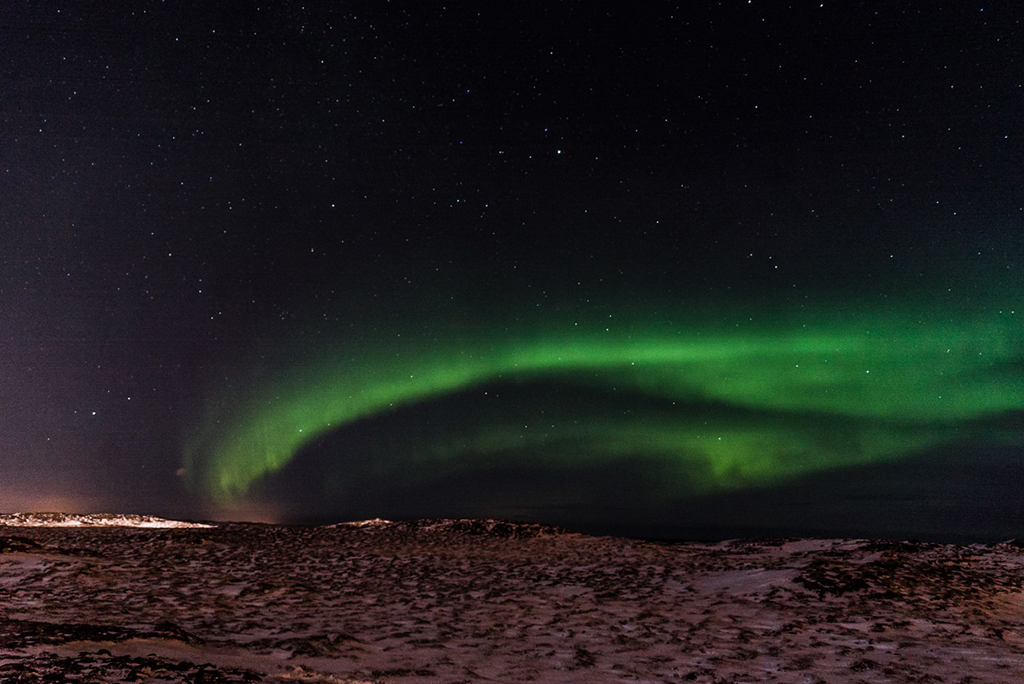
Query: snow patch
[[332, 518, 393, 528], [0, 513, 213, 528]]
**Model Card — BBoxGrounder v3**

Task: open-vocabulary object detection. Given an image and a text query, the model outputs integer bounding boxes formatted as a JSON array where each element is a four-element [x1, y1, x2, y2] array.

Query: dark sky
[[3, 2, 1023, 540]]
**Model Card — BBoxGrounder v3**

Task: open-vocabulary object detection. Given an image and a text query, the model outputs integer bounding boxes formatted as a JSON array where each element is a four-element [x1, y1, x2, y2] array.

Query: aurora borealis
[[5, 3, 1023, 538], [183, 294, 1024, 519]]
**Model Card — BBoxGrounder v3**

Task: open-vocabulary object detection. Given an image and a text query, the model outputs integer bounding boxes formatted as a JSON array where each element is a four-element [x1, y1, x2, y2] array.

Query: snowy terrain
[[0, 512, 213, 528], [1, 515, 1023, 682]]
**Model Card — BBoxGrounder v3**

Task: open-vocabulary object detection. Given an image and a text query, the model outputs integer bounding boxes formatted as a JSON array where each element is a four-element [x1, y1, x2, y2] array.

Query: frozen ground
[[0, 512, 213, 528], [1, 515, 1023, 682]]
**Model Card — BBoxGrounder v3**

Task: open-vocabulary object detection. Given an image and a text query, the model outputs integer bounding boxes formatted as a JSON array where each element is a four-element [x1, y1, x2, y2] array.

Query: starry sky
[[3, 2, 1023, 540]]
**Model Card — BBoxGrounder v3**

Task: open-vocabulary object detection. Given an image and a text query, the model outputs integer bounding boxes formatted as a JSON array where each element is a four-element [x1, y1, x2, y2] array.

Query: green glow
[[183, 298, 1024, 504]]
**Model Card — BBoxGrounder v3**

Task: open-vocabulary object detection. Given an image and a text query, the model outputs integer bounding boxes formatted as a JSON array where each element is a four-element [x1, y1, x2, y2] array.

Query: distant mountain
[[0, 513, 213, 528]]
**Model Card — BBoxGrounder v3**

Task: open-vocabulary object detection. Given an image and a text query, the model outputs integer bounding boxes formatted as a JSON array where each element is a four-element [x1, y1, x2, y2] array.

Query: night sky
[[4, 2, 1023, 540]]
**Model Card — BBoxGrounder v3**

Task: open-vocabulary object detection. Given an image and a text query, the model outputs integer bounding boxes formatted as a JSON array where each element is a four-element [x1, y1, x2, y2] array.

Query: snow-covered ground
[[0, 512, 213, 528], [1, 516, 1022, 682]]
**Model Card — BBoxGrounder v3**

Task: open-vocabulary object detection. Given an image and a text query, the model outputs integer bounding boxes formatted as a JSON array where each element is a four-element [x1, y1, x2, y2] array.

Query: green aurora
[[183, 295, 1024, 507]]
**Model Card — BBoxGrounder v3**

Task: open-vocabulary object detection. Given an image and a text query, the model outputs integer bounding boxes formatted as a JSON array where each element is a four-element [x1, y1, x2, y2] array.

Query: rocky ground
[[1, 515, 1023, 682]]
